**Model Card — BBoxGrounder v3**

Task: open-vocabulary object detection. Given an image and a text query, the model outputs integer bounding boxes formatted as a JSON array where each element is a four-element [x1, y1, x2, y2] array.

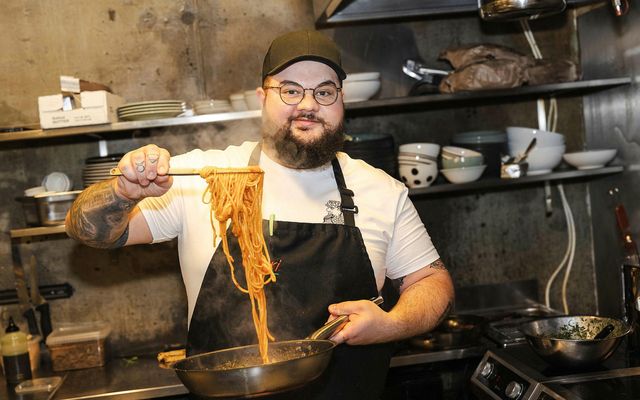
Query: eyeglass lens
[[279, 83, 339, 106]]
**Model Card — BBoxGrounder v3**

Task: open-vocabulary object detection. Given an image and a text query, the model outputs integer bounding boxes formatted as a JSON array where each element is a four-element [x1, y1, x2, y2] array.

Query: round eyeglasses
[[263, 82, 342, 106]]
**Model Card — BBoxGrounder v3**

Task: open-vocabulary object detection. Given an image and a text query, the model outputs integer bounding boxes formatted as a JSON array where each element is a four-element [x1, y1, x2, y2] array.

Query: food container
[[45, 322, 111, 371], [15, 196, 41, 226], [34, 190, 81, 226]]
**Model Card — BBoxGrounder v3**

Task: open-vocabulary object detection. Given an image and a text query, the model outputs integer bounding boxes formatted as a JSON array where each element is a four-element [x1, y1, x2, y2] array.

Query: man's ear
[[257, 86, 266, 103]]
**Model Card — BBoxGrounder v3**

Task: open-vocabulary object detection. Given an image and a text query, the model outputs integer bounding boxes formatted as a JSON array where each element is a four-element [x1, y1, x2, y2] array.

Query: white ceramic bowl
[[509, 144, 566, 175], [346, 72, 381, 82], [563, 149, 617, 170], [398, 153, 437, 163], [506, 126, 565, 147], [229, 93, 248, 111], [399, 160, 438, 189], [343, 79, 380, 103], [440, 165, 487, 184], [399, 143, 441, 158], [244, 90, 261, 110]]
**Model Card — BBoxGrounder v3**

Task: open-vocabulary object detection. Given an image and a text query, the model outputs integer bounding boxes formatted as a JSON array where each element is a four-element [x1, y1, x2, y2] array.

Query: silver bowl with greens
[[520, 315, 631, 369]]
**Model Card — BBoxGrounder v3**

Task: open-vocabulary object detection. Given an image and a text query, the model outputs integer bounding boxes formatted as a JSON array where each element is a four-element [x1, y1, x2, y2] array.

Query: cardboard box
[[38, 90, 125, 129]]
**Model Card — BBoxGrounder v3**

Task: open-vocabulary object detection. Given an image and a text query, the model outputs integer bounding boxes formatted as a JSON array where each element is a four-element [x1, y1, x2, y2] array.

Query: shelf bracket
[[544, 181, 553, 216]]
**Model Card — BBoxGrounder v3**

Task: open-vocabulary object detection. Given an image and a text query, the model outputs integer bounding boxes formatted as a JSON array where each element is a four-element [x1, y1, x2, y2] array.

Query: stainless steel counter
[[0, 345, 486, 400]]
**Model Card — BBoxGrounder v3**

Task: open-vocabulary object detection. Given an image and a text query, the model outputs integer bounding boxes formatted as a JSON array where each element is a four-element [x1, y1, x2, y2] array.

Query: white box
[[38, 91, 125, 129]]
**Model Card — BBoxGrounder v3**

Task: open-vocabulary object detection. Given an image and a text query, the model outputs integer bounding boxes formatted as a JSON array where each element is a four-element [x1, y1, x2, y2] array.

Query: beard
[[264, 112, 345, 169]]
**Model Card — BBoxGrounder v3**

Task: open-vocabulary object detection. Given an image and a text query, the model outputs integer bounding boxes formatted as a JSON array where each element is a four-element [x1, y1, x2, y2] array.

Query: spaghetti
[[200, 166, 276, 364]]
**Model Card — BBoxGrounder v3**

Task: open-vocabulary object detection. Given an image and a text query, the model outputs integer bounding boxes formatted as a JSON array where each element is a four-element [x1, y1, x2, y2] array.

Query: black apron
[[187, 144, 394, 399]]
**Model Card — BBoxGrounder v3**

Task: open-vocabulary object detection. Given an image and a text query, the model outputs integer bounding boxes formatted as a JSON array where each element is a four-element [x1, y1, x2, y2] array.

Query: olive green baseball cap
[[262, 30, 347, 82]]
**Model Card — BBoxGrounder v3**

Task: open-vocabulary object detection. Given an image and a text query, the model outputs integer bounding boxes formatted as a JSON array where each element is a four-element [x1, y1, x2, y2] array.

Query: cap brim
[[264, 55, 347, 81]]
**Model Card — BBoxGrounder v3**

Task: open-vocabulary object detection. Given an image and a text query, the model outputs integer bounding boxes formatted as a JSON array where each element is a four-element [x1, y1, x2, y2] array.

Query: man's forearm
[[385, 269, 454, 341], [65, 179, 138, 248]]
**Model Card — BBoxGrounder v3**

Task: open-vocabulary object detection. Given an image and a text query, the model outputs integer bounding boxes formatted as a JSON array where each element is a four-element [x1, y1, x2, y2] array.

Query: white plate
[[119, 111, 184, 121]]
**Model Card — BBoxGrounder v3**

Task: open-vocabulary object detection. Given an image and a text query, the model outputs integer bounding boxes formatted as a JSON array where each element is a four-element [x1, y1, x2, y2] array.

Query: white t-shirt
[[139, 142, 439, 323]]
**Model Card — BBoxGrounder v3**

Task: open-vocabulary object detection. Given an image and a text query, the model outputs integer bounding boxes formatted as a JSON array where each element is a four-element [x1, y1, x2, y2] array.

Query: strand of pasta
[[200, 166, 276, 363]]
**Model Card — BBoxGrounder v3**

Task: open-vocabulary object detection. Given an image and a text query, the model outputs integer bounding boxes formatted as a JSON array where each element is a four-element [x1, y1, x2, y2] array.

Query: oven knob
[[505, 381, 524, 399], [480, 362, 494, 378]]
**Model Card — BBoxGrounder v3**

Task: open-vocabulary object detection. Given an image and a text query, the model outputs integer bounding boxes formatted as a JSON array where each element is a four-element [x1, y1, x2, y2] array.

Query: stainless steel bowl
[[34, 190, 81, 226], [520, 315, 631, 369]]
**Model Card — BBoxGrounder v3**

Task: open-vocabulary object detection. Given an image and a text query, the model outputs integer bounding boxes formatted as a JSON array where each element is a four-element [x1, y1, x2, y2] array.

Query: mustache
[[289, 112, 324, 124]]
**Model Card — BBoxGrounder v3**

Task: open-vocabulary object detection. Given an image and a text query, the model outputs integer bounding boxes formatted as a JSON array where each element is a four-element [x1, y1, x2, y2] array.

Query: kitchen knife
[[11, 242, 39, 335], [29, 255, 52, 339]]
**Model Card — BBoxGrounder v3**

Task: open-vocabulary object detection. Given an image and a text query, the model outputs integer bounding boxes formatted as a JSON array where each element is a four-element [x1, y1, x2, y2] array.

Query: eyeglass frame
[[263, 80, 343, 106]]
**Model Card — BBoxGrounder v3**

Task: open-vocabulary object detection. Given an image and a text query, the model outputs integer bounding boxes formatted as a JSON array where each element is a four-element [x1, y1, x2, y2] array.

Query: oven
[[470, 342, 640, 399]]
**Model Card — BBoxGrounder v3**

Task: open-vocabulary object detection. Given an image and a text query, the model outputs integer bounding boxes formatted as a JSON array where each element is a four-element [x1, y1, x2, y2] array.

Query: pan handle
[[307, 296, 384, 340]]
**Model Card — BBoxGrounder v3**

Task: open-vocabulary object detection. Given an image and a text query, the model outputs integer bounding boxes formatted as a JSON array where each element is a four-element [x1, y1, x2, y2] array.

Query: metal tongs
[[402, 59, 450, 82]]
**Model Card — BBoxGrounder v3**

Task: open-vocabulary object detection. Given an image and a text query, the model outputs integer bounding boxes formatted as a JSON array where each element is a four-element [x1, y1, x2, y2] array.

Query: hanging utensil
[[11, 242, 39, 336], [609, 187, 640, 265], [28, 255, 52, 339], [611, 0, 629, 16]]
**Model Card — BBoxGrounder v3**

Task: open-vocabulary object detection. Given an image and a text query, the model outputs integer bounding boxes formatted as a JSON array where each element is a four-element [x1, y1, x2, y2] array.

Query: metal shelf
[[345, 77, 631, 112], [314, 0, 602, 25], [409, 165, 624, 197], [10, 225, 66, 239], [0, 110, 262, 143]]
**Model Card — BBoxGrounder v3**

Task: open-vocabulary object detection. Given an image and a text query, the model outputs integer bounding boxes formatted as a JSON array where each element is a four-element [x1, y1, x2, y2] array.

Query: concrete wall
[[0, 1, 604, 355]]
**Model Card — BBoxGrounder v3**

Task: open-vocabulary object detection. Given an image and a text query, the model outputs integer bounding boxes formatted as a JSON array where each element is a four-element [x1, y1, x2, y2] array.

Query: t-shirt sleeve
[[385, 190, 440, 279], [138, 181, 185, 243]]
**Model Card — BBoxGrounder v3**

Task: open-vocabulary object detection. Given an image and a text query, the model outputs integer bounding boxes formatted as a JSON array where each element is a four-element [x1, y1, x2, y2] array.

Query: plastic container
[[45, 322, 111, 371]]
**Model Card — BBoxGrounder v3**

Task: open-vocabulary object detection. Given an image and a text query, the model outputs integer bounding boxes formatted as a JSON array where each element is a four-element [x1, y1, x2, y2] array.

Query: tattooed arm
[[65, 144, 172, 248], [328, 259, 454, 345]]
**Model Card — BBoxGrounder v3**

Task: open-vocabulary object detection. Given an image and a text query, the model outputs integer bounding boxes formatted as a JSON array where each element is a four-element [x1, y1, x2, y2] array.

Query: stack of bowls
[[507, 127, 566, 175], [451, 130, 507, 178], [343, 72, 381, 103], [343, 133, 397, 178], [397, 143, 440, 189], [440, 146, 486, 184]]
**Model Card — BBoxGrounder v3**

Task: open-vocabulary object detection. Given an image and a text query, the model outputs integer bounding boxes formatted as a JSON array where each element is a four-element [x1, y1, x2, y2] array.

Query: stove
[[481, 305, 560, 347], [470, 342, 640, 399]]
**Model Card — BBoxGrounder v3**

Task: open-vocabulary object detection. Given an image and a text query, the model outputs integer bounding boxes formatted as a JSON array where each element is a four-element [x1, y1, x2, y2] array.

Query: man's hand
[[115, 144, 173, 201], [327, 299, 388, 345]]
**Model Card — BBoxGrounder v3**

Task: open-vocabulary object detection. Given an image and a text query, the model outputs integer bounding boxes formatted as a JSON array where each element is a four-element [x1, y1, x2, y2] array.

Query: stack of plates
[[343, 133, 398, 178], [193, 99, 232, 115], [82, 154, 123, 187], [118, 100, 186, 121]]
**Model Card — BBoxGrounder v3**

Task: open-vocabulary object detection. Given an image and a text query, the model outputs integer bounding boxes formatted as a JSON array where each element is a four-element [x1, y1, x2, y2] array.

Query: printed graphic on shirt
[[323, 200, 344, 224]]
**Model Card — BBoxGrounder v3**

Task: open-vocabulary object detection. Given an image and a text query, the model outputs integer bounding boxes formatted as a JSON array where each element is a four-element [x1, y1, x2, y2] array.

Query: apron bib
[[187, 144, 394, 399]]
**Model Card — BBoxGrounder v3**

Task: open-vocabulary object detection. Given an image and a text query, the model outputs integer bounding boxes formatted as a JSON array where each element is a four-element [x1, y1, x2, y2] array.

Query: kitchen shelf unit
[[409, 165, 623, 196], [9, 165, 623, 239], [0, 77, 630, 144]]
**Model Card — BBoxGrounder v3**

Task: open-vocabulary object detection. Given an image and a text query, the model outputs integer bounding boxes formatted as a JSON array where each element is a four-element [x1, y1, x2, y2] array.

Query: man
[[66, 30, 454, 399]]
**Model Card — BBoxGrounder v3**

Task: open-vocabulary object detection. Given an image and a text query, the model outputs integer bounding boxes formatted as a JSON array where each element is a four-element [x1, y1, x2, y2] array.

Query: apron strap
[[331, 158, 358, 227]]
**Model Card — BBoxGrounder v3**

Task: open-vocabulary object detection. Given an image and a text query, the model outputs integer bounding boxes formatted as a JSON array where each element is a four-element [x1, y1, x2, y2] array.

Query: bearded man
[[66, 30, 454, 400]]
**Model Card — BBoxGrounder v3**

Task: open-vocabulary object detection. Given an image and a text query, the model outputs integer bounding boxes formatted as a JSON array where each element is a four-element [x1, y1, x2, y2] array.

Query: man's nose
[[297, 89, 319, 111]]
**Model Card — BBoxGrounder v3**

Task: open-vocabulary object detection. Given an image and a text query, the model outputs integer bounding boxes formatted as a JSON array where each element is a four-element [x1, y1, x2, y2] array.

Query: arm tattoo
[[429, 259, 447, 270], [66, 179, 138, 249]]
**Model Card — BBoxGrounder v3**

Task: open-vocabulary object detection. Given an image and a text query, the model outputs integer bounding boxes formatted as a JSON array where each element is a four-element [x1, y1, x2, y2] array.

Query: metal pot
[[172, 296, 383, 398], [520, 315, 631, 369], [478, 0, 567, 21], [410, 314, 485, 350]]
